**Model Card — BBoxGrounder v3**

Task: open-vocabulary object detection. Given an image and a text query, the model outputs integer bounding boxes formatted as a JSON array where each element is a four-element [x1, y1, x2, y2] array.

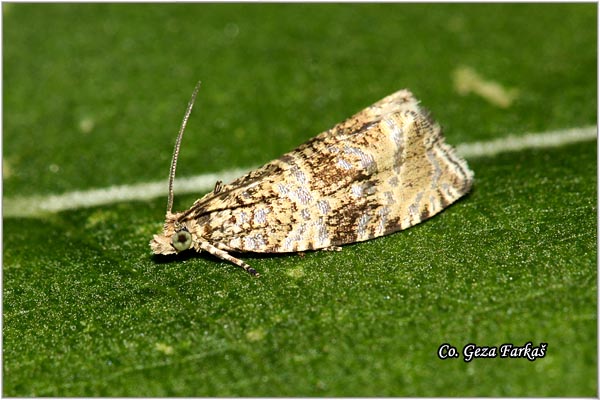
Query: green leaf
[[4, 3, 596, 396]]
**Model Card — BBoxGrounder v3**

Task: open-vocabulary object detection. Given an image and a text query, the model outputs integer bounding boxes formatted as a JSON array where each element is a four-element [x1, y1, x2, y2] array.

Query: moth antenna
[[167, 81, 202, 215]]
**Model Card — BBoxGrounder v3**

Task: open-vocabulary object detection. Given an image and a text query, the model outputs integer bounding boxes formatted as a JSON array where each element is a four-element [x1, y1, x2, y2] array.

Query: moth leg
[[322, 246, 342, 252], [214, 242, 232, 251], [198, 241, 260, 277]]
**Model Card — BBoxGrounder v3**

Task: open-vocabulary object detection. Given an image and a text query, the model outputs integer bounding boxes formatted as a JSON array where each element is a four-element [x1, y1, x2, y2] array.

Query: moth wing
[[178, 89, 472, 253]]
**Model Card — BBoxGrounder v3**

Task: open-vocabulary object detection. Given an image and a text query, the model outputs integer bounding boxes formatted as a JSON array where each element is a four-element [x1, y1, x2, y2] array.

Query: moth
[[151, 82, 473, 276]]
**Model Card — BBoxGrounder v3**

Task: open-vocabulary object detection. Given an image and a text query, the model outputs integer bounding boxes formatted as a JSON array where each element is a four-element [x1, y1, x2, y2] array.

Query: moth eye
[[171, 229, 192, 252]]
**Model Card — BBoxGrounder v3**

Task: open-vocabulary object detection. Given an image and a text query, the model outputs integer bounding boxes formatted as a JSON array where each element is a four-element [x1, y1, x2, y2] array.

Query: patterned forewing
[[177, 89, 472, 253]]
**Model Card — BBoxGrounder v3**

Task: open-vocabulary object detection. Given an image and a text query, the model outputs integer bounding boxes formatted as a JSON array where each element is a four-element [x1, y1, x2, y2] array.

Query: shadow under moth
[[151, 82, 474, 276]]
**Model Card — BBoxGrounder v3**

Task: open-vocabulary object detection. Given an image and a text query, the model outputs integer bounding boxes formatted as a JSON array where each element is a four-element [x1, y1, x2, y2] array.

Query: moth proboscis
[[151, 81, 474, 277]]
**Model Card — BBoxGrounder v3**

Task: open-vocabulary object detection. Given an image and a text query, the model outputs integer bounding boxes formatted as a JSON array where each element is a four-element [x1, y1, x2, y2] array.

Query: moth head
[[150, 213, 199, 255]]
